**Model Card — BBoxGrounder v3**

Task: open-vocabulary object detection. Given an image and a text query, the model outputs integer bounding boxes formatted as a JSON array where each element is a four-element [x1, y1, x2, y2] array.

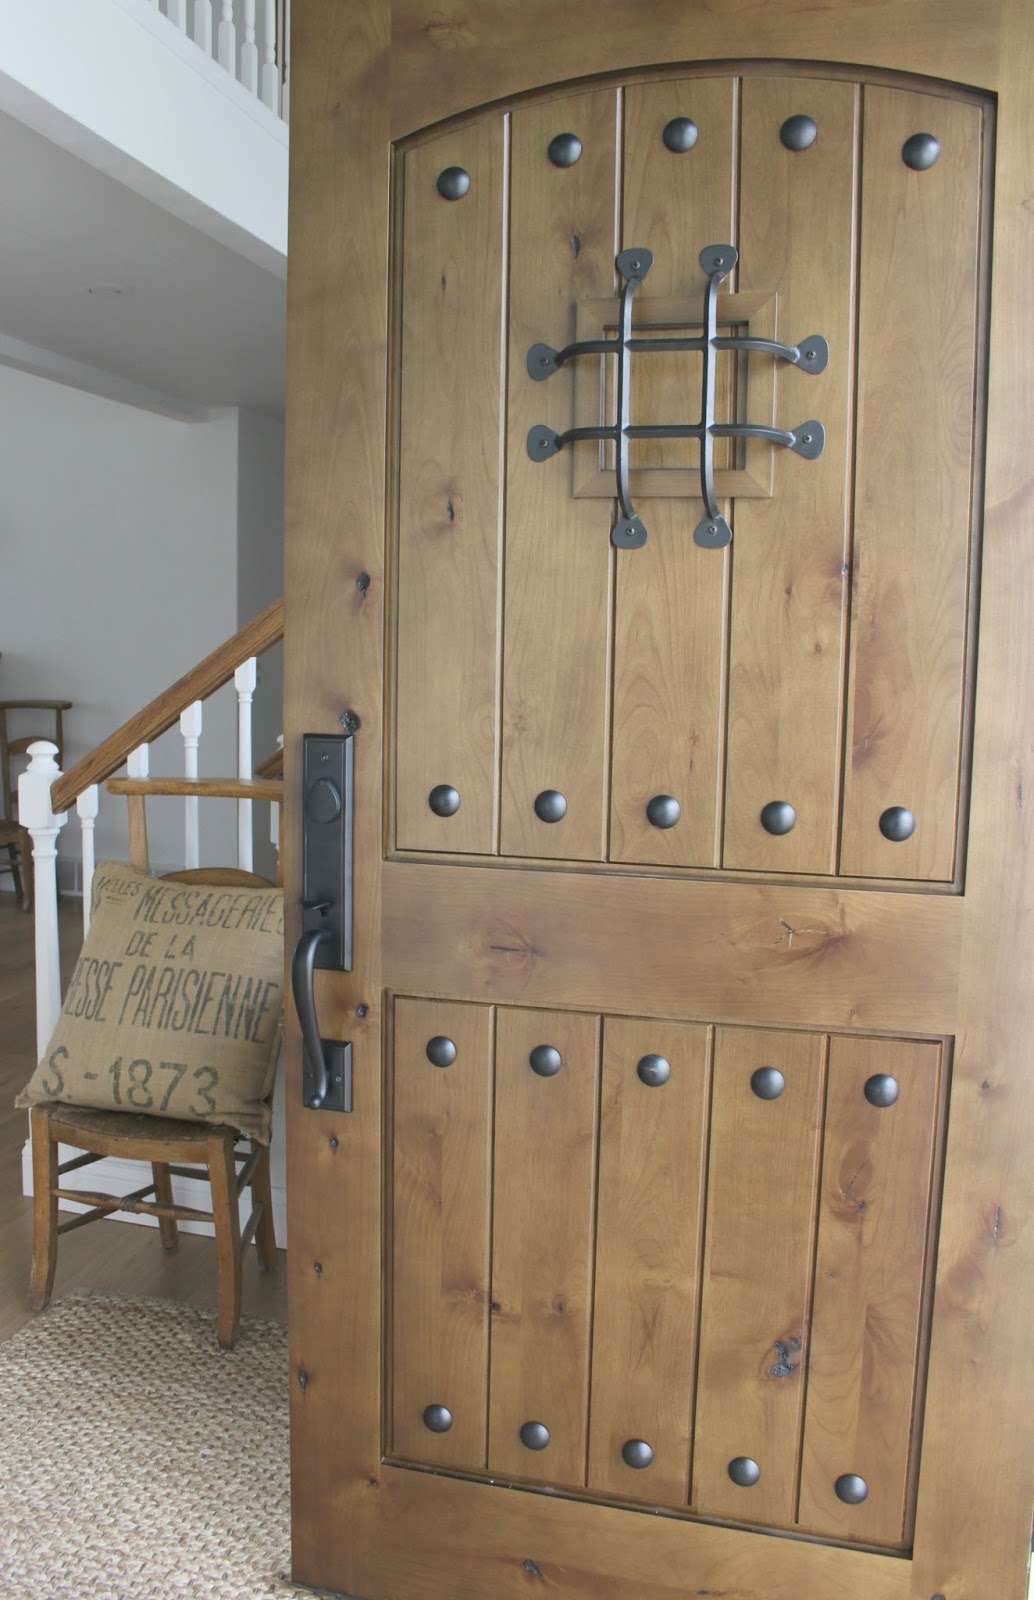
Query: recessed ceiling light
[[86, 283, 129, 297]]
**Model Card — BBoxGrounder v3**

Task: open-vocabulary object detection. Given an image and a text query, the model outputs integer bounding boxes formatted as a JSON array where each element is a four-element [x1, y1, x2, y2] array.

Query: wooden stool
[[29, 1104, 276, 1349]]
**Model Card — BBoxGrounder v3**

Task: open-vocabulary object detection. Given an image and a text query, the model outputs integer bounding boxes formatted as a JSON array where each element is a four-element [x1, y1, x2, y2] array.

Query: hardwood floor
[[0, 891, 287, 1343]]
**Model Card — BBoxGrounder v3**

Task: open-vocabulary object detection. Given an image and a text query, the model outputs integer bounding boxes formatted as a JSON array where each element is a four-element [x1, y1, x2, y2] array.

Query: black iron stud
[[637, 1054, 671, 1088], [428, 784, 460, 817], [646, 794, 681, 830], [761, 800, 797, 835], [529, 1045, 563, 1078], [426, 1036, 457, 1069], [423, 1404, 453, 1433], [780, 114, 817, 151], [728, 1456, 761, 1487], [864, 1073, 900, 1109], [622, 1439, 655, 1470], [520, 1421, 551, 1451], [834, 1473, 869, 1505], [436, 166, 470, 200], [879, 805, 915, 841], [547, 132, 582, 167], [751, 1067, 785, 1101], [902, 132, 941, 171], [534, 789, 567, 823], [662, 116, 699, 152]]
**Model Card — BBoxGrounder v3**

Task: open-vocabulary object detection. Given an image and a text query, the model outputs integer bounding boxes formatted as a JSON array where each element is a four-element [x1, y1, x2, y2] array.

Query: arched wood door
[[284, 5, 1034, 1599]]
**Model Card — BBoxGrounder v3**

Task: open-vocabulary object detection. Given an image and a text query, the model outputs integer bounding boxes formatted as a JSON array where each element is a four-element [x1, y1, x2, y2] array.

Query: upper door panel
[[392, 70, 988, 885]]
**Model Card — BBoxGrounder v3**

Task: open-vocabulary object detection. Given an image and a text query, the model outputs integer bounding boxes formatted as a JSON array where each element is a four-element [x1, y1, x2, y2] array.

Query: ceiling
[[0, 107, 286, 414]]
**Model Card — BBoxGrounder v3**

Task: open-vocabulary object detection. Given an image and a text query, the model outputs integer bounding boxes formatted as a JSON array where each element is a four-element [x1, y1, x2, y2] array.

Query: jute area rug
[[0, 1294, 339, 1600]]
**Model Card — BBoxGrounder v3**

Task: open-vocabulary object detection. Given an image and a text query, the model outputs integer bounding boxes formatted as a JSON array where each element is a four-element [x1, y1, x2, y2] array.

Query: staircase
[[18, 599, 286, 1236]]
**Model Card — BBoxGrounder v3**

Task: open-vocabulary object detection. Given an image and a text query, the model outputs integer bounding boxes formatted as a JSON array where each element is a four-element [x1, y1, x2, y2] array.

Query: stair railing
[[19, 599, 284, 1058]]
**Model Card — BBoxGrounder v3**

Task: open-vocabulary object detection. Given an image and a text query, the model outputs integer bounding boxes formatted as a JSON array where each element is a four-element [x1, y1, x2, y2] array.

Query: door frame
[[283, 4, 1034, 1597]]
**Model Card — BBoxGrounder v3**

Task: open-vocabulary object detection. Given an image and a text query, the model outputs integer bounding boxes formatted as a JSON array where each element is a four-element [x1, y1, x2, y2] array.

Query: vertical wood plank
[[723, 78, 858, 874], [609, 78, 735, 869], [692, 1026, 825, 1526], [588, 1016, 710, 1504], [395, 119, 504, 854], [798, 1035, 941, 1546], [839, 90, 983, 881], [501, 91, 618, 861], [489, 1006, 600, 1484], [391, 997, 494, 1471]]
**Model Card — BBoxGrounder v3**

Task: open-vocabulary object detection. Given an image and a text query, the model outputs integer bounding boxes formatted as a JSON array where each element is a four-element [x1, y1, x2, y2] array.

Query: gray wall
[[236, 405, 285, 881], [0, 367, 283, 888]]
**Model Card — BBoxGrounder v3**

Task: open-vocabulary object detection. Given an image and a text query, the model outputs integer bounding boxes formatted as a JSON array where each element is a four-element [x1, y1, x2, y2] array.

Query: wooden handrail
[[51, 598, 284, 814]]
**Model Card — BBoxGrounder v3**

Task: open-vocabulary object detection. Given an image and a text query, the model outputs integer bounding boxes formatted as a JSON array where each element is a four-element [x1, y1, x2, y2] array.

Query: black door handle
[[292, 926, 333, 1106], [295, 733, 355, 1112]]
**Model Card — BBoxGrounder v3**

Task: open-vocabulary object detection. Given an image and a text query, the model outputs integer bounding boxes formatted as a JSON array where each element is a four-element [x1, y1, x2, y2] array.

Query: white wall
[[236, 406, 285, 881], [0, 364, 249, 884], [0, 0, 288, 276]]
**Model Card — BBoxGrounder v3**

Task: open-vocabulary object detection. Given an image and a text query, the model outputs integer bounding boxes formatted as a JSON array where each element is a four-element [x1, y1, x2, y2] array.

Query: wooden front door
[[284, 5, 1034, 1598]]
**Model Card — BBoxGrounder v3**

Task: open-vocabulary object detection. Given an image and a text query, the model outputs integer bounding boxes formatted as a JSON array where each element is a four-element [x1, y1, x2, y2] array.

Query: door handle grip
[[292, 925, 333, 1107]]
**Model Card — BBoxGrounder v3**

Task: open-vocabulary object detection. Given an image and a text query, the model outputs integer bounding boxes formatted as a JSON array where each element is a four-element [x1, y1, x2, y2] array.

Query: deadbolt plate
[[302, 733, 354, 971]]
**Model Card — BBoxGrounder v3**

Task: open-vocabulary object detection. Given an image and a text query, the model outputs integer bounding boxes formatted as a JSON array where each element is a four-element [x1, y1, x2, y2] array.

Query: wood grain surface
[[839, 90, 983, 881], [284, 5, 1034, 1597], [390, 997, 493, 1469], [499, 91, 618, 862], [394, 122, 504, 854]]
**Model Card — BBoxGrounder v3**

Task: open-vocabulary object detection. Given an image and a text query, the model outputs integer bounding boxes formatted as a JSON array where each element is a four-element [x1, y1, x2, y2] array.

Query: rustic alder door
[[284, 4, 1034, 1598]]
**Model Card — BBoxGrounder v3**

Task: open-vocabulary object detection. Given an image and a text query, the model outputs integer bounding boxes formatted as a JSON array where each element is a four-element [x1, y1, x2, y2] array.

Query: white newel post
[[235, 658, 257, 872], [180, 701, 203, 870], [270, 733, 283, 856], [19, 744, 67, 1058], [240, 0, 259, 92], [77, 785, 100, 935], [259, 0, 278, 111], [217, 1, 236, 76], [192, 0, 213, 54]]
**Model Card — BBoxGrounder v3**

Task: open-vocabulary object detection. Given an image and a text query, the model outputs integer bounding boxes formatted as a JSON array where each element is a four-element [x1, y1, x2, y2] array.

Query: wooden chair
[[27, 865, 278, 1350], [0, 699, 72, 912]]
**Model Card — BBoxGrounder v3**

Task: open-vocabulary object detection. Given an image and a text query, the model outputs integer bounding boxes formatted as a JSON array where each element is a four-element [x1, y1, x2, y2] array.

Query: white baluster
[[167, 0, 189, 29], [270, 733, 283, 856], [235, 658, 257, 873], [280, 0, 290, 120], [180, 701, 203, 870], [128, 744, 150, 780], [192, 0, 213, 54], [259, 0, 278, 111], [217, 1, 236, 76], [77, 786, 100, 935], [19, 744, 67, 1058], [240, 0, 259, 93]]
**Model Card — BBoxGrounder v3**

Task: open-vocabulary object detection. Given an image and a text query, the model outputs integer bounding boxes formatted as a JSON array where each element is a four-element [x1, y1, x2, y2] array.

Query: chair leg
[[208, 1132, 242, 1349], [28, 1108, 59, 1312], [249, 1141, 277, 1272], [152, 1162, 179, 1253]]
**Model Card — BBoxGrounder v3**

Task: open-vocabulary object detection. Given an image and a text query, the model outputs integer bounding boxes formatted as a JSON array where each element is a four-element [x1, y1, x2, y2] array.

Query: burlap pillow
[[18, 861, 284, 1143]]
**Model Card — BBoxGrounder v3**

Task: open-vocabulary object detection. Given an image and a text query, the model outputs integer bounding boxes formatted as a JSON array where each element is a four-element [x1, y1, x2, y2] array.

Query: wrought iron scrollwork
[[526, 243, 828, 550]]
